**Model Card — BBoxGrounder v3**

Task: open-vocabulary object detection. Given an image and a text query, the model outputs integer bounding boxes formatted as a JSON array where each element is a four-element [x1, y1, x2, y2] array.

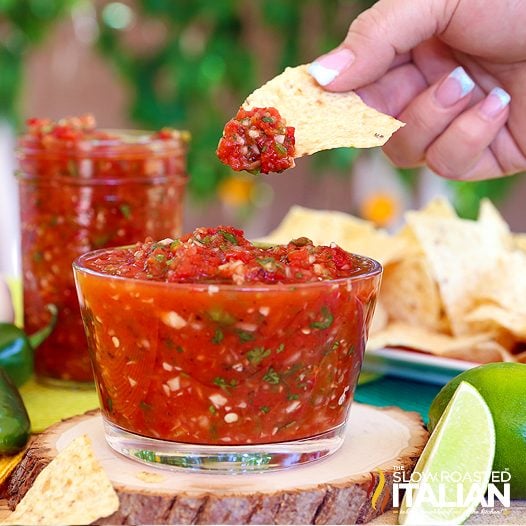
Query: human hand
[[308, 0, 526, 180]]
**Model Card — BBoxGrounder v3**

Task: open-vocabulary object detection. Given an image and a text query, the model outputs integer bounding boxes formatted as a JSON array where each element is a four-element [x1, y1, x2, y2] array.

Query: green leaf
[[212, 328, 224, 344], [246, 347, 271, 365], [310, 306, 334, 330], [263, 367, 280, 385]]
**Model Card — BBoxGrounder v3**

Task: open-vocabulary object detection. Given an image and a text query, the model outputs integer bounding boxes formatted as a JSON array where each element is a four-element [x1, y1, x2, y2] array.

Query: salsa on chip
[[217, 64, 404, 174]]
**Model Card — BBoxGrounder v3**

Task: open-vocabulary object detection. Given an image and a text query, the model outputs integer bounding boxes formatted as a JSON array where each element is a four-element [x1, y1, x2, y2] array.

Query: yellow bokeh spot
[[360, 192, 399, 227], [218, 175, 256, 207]]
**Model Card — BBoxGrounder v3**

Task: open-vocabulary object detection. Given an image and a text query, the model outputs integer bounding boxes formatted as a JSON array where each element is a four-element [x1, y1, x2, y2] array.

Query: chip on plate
[[4, 435, 119, 525], [243, 65, 404, 157], [257, 205, 405, 265]]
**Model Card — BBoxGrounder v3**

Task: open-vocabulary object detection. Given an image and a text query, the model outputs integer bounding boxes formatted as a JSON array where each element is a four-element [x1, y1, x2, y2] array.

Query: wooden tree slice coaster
[[4, 403, 427, 525]]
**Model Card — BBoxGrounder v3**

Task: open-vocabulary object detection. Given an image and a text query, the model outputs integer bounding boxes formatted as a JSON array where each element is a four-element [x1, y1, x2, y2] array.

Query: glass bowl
[[73, 246, 381, 473]]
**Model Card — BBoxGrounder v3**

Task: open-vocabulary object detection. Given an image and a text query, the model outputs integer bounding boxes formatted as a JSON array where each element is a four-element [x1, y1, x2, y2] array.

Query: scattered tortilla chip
[[243, 65, 404, 157], [381, 254, 447, 333], [258, 205, 405, 265], [514, 233, 526, 252], [475, 251, 526, 317], [369, 300, 388, 335], [477, 198, 512, 248], [465, 304, 526, 339], [4, 435, 119, 525], [404, 211, 506, 336], [418, 196, 458, 219], [367, 322, 496, 359], [262, 200, 526, 365]]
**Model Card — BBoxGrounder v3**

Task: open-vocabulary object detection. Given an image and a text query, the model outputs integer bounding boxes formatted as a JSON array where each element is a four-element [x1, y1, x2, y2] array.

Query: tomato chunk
[[217, 107, 295, 174]]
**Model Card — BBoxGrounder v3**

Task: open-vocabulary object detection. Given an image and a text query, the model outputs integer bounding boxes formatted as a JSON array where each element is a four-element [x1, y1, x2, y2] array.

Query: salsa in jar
[[17, 115, 188, 385], [74, 227, 381, 448], [217, 107, 295, 174]]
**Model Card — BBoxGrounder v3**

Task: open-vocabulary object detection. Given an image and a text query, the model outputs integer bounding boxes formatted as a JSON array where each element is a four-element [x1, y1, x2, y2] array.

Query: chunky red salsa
[[75, 227, 381, 445], [18, 115, 188, 383], [216, 107, 295, 174]]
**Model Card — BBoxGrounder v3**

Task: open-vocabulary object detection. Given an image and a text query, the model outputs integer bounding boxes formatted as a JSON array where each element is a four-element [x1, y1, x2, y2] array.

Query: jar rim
[[16, 128, 190, 159]]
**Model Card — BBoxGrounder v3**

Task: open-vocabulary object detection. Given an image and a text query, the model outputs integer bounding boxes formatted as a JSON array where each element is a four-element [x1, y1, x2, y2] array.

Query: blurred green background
[[0, 0, 520, 222]]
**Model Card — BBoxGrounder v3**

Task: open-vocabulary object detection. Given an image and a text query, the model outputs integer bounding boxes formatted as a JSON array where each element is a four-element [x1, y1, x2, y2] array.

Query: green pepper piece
[[0, 304, 57, 387], [0, 367, 30, 454]]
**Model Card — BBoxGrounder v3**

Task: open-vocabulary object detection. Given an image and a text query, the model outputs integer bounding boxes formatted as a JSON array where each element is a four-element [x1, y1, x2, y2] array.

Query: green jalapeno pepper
[[0, 304, 57, 387], [0, 367, 30, 454]]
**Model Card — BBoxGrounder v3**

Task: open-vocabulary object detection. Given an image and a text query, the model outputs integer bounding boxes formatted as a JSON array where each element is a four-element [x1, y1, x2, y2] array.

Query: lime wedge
[[398, 381, 495, 525]]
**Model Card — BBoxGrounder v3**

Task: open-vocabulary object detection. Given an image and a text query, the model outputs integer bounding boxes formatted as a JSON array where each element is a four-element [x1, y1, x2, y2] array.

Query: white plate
[[363, 347, 480, 385]]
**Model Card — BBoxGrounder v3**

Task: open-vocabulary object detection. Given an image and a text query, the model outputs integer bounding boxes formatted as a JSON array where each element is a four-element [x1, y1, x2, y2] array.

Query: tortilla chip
[[419, 196, 458, 219], [258, 205, 405, 265], [4, 435, 119, 525], [478, 198, 512, 248], [442, 339, 514, 363], [243, 65, 404, 157], [465, 304, 526, 340], [367, 322, 496, 358], [370, 300, 388, 335], [381, 254, 447, 333], [477, 251, 526, 315], [514, 233, 526, 252], [404, 212, 507, 336]]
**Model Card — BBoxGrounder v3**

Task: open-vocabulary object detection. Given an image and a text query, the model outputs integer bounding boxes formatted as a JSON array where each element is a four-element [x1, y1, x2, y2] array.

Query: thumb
[[309, 0, 455, 91]]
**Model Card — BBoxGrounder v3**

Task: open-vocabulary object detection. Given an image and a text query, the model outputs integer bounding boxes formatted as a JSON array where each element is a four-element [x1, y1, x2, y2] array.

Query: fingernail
[[480, 87, 511, 118], [435, 66, 475, 107], [308, 48, 354, 86]]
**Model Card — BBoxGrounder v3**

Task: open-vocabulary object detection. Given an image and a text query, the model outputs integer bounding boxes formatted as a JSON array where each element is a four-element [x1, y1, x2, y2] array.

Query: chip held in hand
[[217, 64, 404, 174]]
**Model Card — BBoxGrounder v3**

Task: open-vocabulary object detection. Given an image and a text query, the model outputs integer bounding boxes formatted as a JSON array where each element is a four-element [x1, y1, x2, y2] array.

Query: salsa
[[74, 227, 382, 445], [18, 115, 188, 383], [216, 107, 295, 174]]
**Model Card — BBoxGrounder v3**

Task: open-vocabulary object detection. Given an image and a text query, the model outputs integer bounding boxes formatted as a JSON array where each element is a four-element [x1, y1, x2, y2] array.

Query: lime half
[[398, 381, 495, 525]]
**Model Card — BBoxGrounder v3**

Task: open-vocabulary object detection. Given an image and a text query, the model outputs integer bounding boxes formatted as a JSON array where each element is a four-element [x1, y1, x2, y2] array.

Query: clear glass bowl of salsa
[[17, 115, 188, 386], [73, 227, 382, 472]]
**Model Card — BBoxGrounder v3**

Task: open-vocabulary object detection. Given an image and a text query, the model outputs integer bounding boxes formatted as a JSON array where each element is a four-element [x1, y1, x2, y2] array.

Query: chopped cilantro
[[274, 142, 288, 156], [263, 367, 280, 385], [310, 306, 334, 330], [246, 347, 271, 365], [208, 308, 236, 325], [237, 330, 255, 343], [119, 203, 132, 219], [212, 328, 224, 344], [219, 230, 238, 244], [209, 405, 217, 414], [276, 343, 285, 353], [213, 377, 238, 392], [261, 116, 274, 124], [155, 254, 166, 263], [256, 257, 280, 272], [287, 393, 299, 400], [260, 406, 270, 413]]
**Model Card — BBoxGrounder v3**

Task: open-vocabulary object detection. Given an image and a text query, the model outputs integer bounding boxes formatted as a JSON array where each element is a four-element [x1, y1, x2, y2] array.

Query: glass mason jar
[[16, 117, 189, 386]]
